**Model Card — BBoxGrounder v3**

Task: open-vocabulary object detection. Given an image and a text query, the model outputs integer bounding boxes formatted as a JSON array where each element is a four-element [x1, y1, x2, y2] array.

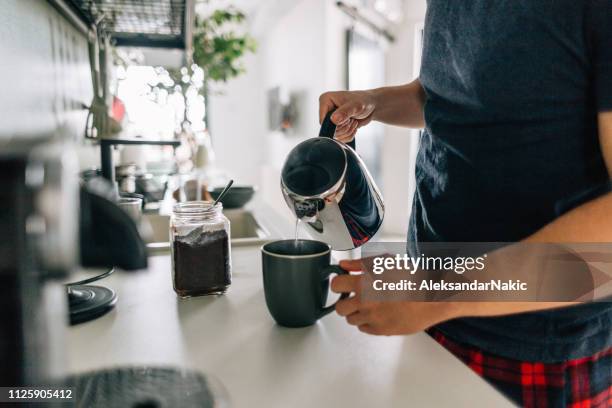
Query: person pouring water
[[319, 2, 612, 406]]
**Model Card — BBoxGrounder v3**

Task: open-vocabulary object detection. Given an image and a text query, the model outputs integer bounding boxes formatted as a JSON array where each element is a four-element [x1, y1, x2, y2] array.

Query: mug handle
[[319, 265, 350, 318]]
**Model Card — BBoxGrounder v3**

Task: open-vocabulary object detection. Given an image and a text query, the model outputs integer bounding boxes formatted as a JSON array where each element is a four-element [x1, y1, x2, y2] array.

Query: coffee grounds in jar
[[173, 227, 231, 297]]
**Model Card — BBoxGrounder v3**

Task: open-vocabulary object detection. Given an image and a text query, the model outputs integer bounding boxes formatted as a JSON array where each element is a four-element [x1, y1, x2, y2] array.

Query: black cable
[[66, 267, 115, 287]]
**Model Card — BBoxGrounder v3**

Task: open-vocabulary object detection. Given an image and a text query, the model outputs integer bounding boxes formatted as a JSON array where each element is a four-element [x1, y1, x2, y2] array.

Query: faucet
[[100, 137, 181, 182]]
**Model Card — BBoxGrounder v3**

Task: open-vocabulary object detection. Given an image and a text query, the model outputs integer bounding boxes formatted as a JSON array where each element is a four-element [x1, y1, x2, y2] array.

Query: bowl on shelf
[[209, 185, 256, 209]]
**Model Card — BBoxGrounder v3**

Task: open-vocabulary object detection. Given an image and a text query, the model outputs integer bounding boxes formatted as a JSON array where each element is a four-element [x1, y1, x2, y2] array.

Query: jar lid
[[173, 201, 223, 216]]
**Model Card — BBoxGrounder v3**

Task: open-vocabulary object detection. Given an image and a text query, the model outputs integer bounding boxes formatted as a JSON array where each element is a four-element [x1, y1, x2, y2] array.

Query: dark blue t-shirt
[[411, 0, 612, 362]]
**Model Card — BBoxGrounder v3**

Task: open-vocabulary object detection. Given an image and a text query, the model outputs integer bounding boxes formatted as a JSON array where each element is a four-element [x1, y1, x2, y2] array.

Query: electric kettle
[[281, 110, 384, 250]]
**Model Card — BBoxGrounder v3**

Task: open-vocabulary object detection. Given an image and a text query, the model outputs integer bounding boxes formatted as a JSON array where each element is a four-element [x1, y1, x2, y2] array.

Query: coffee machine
[[0, 136, 80, 386], [0, 134, 149, 387]]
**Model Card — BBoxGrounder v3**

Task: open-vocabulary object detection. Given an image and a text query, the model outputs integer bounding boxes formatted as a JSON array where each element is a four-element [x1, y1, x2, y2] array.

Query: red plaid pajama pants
[[428, 329, 612, 407]]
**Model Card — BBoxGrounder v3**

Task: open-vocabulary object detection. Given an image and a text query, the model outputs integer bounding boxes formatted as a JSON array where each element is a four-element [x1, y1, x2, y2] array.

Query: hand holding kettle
[[319, 81, 427, 142], [318, 90, 377, 143]]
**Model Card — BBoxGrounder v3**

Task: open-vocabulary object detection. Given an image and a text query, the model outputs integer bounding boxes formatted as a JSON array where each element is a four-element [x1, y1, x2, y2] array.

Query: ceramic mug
[[261, 239, 349, 327]]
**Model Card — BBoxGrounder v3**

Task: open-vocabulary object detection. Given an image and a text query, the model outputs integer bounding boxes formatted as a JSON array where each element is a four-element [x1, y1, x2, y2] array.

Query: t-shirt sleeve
[[588, 0, 612, 111]]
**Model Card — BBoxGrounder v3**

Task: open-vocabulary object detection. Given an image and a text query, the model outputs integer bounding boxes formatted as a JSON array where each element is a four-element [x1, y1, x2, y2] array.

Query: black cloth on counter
[[410, 0, 612, 362]]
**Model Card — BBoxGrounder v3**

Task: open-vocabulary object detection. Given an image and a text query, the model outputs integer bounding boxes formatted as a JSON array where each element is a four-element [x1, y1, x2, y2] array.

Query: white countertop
[[66, 245, 513, 408]]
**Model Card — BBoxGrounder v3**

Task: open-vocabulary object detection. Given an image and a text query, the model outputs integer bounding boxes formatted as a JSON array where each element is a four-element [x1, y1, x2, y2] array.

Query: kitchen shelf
[[65, 0, 194, 49]]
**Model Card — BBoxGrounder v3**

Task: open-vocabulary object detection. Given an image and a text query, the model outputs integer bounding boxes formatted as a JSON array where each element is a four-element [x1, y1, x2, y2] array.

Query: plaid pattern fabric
[[428, 329, 612, 407]]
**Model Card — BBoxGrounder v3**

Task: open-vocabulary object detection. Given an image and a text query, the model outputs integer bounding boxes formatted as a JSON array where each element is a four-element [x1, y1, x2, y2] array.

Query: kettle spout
[[293, 198, 324, 221]]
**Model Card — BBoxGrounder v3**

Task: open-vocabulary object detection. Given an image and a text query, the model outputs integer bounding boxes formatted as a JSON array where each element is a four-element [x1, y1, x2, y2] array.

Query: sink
[[143, 209, 270, 253]]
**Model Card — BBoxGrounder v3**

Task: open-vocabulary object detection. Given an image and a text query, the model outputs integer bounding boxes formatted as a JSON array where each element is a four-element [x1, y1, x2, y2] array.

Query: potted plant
[[166, 6, 257, 132]]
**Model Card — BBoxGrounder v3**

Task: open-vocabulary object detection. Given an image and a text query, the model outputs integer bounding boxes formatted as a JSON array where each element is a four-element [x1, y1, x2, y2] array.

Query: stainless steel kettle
[[281, 111, 384, 250]]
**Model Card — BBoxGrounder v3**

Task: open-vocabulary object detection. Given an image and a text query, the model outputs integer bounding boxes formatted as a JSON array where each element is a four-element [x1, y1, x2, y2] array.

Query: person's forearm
[[443, 192, 612, 321], [370, 79, 426, 128], [526, 192, 612, 243]]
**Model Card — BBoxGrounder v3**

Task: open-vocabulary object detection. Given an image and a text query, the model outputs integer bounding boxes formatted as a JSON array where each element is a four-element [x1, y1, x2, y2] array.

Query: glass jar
[[170, 201, 231, 297]]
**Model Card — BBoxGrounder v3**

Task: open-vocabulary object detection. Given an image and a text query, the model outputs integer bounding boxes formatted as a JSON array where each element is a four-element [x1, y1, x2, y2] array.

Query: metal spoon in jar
[[211, 179, 234, 207]]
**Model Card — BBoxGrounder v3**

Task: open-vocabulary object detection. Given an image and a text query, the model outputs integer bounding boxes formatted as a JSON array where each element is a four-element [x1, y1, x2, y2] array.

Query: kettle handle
[[319, 109, 356, 150]]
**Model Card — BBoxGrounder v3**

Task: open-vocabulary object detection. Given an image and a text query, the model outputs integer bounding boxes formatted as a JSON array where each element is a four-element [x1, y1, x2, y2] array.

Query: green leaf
[[191, 5, 257, 85]]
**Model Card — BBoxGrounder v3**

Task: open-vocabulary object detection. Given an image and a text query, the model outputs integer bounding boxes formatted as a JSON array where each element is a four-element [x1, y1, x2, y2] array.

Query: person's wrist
[[366, 88, 383, 121]]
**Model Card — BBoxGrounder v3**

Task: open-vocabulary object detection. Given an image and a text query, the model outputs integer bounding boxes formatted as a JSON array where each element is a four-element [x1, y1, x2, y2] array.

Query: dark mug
[[261, 239, 349, 327]]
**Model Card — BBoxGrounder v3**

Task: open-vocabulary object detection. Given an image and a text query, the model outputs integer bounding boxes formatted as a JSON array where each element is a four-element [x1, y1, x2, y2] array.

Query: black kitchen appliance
[[0, 139, 79, 388], [68, 175, 148, 325], [0, 137, 148, 387]]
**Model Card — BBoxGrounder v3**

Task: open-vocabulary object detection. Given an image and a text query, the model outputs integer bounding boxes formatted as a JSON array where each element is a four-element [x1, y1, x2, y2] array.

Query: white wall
[[207, 51, 266, 186], [208, 0, 427, 231]]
